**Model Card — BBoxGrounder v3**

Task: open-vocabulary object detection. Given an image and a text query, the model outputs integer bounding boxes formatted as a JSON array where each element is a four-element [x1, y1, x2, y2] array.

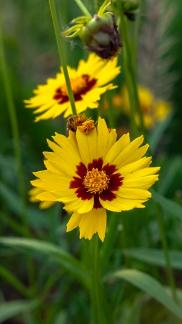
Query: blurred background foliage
[[0, 0, 182, 323]]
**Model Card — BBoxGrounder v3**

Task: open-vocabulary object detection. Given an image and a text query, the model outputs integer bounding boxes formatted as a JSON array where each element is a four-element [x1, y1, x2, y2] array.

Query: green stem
[[90, 237, 107, 324], [0, 22, 26, 214], [118, 8, 144, 136], [48, 0, 77, 115], [101, 213, 118, 270], [156, 206, 178, 303], [74, 0, 91, 16]]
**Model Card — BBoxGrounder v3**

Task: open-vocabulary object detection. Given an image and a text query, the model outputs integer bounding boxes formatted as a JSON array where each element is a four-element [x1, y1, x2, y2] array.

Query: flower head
[[112, 86, 171, 128], [31, 117, 160, 241], [80, 13, 121, 59], [64, 1, 120, 59], [25, 54, 120, 122]]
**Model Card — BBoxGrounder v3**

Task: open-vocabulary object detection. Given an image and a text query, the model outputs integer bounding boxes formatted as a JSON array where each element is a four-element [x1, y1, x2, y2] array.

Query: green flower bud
[[80, 13, 121, 59]]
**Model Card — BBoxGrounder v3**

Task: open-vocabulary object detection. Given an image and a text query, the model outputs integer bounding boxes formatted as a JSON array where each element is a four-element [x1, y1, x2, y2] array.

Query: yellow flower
[[31, 117, 160, 241], [25, 54, 120, 122], [112, 86, 171, 128], [29, 187, 55, 209]]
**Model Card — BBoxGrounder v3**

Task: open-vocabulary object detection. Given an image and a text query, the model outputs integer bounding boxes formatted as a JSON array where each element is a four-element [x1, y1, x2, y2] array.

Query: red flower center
[[70, 158, 123, 209], [53, 74, 97, 104]]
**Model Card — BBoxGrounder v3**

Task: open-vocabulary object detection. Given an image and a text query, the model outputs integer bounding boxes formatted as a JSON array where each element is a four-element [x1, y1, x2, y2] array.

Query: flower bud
[[80, 13, 121, 59]]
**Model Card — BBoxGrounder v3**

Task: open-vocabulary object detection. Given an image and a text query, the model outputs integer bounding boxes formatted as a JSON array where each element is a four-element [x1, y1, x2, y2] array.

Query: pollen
[[67, 114, 95, 134], [83, 168, 110, 194], [78, 119, 95, 134]]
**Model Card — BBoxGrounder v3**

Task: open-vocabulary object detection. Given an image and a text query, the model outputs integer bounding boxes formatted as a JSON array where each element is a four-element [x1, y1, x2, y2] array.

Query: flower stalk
[[73, 0, 91, 16], [48, 0, 77, 115], [117, 4, 144, 136], [90, 236, 107, 324]]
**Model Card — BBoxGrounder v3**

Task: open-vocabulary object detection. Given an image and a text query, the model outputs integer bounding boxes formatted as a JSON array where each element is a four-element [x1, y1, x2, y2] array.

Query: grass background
[[0, 0, 182, 323]]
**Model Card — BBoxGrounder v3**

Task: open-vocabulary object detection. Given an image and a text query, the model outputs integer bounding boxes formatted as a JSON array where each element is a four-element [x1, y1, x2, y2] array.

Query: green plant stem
[[90, 237, 107, 324], [48, 0, 77, 115], [118, 8, 144, 136], [0, 23, 26, 212], [74, 0, 91, 16], [101, 213, 118, 270], [156, 206, 178, 303]]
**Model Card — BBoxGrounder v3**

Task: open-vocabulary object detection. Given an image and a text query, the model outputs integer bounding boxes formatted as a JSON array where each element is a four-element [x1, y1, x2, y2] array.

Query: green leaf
[[152, 191, 182, 221], [0, 237, 88, 287], [149, 113, 173, 153], [158, 157, 182, 195], [0, 300, 38, 323], [0, 265, 29, 297], [54, 311, 67, 324], [0, 182, 48, 227], [124, 249, 182, 269], [106, 269, 182, 319]]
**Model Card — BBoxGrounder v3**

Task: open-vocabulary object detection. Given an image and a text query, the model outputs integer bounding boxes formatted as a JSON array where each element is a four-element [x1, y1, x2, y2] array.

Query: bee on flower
[[31, 117, 160, 241]]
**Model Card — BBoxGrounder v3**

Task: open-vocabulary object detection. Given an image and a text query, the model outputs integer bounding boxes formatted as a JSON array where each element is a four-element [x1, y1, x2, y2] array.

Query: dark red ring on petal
[[53, 74, 97, 104]]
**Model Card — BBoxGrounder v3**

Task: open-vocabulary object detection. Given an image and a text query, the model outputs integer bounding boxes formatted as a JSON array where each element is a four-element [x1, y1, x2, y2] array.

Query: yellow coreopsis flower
[[25, 54, 120, 122], [112, 86, 171, 128], [31, 117, 160, 241]]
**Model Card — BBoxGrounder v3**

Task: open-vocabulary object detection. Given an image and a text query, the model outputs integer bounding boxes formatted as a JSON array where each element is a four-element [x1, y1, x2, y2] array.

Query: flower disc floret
[[83, 168, 109, 194]]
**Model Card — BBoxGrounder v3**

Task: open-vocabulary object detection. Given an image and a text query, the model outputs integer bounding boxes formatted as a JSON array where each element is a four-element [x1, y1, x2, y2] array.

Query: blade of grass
[[0, 20, 26, 218], [0, 265, 30, 298], [0, 237, 89, 288], [152, 191, 182, 222], [0, 300, 38, 323], [106, 269, 182, 319], [124, 248, 182, 270], [149, 113, 173, 153]]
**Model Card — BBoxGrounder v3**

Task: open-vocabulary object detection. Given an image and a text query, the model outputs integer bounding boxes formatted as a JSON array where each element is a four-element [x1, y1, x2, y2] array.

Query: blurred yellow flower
[[25, 54, 120, 122], [31, 117, 160, 241], [112, 86, 171, 128], [29, 187, 55, 209]]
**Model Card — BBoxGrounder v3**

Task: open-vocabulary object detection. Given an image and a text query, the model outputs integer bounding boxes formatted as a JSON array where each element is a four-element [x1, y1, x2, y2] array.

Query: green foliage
[[106, 269, 182, 319], [0, 0, 182, 323], [0, 300, 38, 323], [0, 237, 89, 286], [124, 249, 182, 269]]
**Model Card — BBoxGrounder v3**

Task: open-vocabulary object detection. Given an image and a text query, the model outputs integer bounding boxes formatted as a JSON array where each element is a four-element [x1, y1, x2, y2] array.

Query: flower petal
[[66, 208, 106, 241], [100, 196, 146, 212], [65, 197, 94, 214], [104, 133, 130, 164], [97, 117, 117, 158]]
